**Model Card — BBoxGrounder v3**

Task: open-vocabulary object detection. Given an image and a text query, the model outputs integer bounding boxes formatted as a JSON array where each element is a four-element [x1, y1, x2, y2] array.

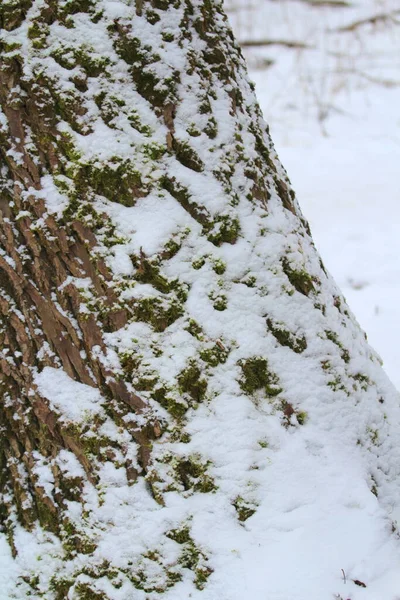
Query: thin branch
[[239, 39, 314, 49], [329, 9, 400, 32], [346, 70, 400, 88]]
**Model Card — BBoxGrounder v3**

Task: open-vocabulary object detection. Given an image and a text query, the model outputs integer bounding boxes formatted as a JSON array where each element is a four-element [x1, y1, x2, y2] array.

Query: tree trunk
[[0, 1, 399, 598]]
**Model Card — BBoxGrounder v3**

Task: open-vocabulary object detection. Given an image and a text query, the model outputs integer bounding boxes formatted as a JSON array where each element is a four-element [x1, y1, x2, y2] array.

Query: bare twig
[[239, 39, 313, 49], [326, 67, 400, 88], [341, 569, 347, 584], [329, 9, 400, 32]]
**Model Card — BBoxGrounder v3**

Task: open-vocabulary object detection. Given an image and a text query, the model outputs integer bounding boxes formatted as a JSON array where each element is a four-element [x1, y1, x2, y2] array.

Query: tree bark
[[0, 1, 399, 598]]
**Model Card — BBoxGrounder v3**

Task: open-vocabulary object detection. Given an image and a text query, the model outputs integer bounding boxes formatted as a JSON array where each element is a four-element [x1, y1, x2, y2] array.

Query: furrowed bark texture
[[0, 1, 399, 598]]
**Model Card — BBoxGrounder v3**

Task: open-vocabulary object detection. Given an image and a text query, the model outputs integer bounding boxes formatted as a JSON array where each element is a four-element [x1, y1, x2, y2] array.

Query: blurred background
[[226, 0, 400, 388]]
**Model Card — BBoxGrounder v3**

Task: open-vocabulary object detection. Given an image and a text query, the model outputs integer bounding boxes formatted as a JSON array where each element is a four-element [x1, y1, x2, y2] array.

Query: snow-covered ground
[[227, 0, 400, 389]]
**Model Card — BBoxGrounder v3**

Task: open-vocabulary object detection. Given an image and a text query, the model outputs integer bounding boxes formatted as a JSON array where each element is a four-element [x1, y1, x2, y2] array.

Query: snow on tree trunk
[[1, 1, 400, 598]]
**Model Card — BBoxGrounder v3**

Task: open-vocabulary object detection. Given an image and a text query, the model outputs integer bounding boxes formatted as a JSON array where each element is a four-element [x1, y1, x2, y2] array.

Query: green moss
[[124, 549, 182, 592], [281, 258, 315, 297], [1, 40, 22, 53], [50, 576, 74, 600], [43, 80, 88, 133], [325, 330, 350, 363], [204, 117, 218, 139], [61, 518, 97, 556], [93, 93, 124, 126], [370, 474, 378, 497], [177, 534, 213, 590], [178, 362, 207, 402], [353, 373, 372, 391], [199, 98, 212, 115], [172, 139, 204, 172], [64, 421, 111, 461], [167, 525, 191, 545], [110, 31, 141, 65], [127, 110, 152, 135], [134, 375, 158, 392], [134, 66, 176, 108], [75, 582, 107, 600], [296, 411, 308, 426], [211, 294, 227, 311], [57, 131, 83, 163], [103, 232, 129, 248], [162, 176, 209, 226], [200, 344, 228, 367], [148, 454, 216, 505], [53, 174, 73, 196], [176, 282, 190, 303], [212, 258, 226, 275], [162, 31, 175, 42], [194, 566, 213, 590], [238, 357, 281, 395], [90, 9, 103, 23], [151, 387, 188, 418], [59, 0, 94, 17], [314, 302, 326, 315], [58, 473, 84, 503], [267, 319, 307, 354], [166, 570, 183, 587], [28, 21, 49, 49], [145, 471, 165, 506], [0, 0, 33, 31], [119, 350, 140, 376], [162, 236, 184, 260], [233, 496, 257, 522], [243, 275, 256, 288], [187, 124, 202, 137], [265, 384, 282, 397], [179, 542, 203, 570], [207, 215, 240, 246], [177, 431, 191, 444], [24, 573, 40, 592], [192, 256, 207, 270], [178, 456, 214, 492], [53, 44, 111, 76], [327, 376, 348, 394], [63, 198, 107, 232], [74, 159, 144, 207], [135, 297, 183, 332], [146, 9, 161, 24], [249, 121, 272, 165], [131, 254, 171, 293], [185, 319, 204, 340], [367, 427, 379, 445], [143, 142, 167, 161], [35, 497, 58, 533], [153, 0, 174, 9]]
